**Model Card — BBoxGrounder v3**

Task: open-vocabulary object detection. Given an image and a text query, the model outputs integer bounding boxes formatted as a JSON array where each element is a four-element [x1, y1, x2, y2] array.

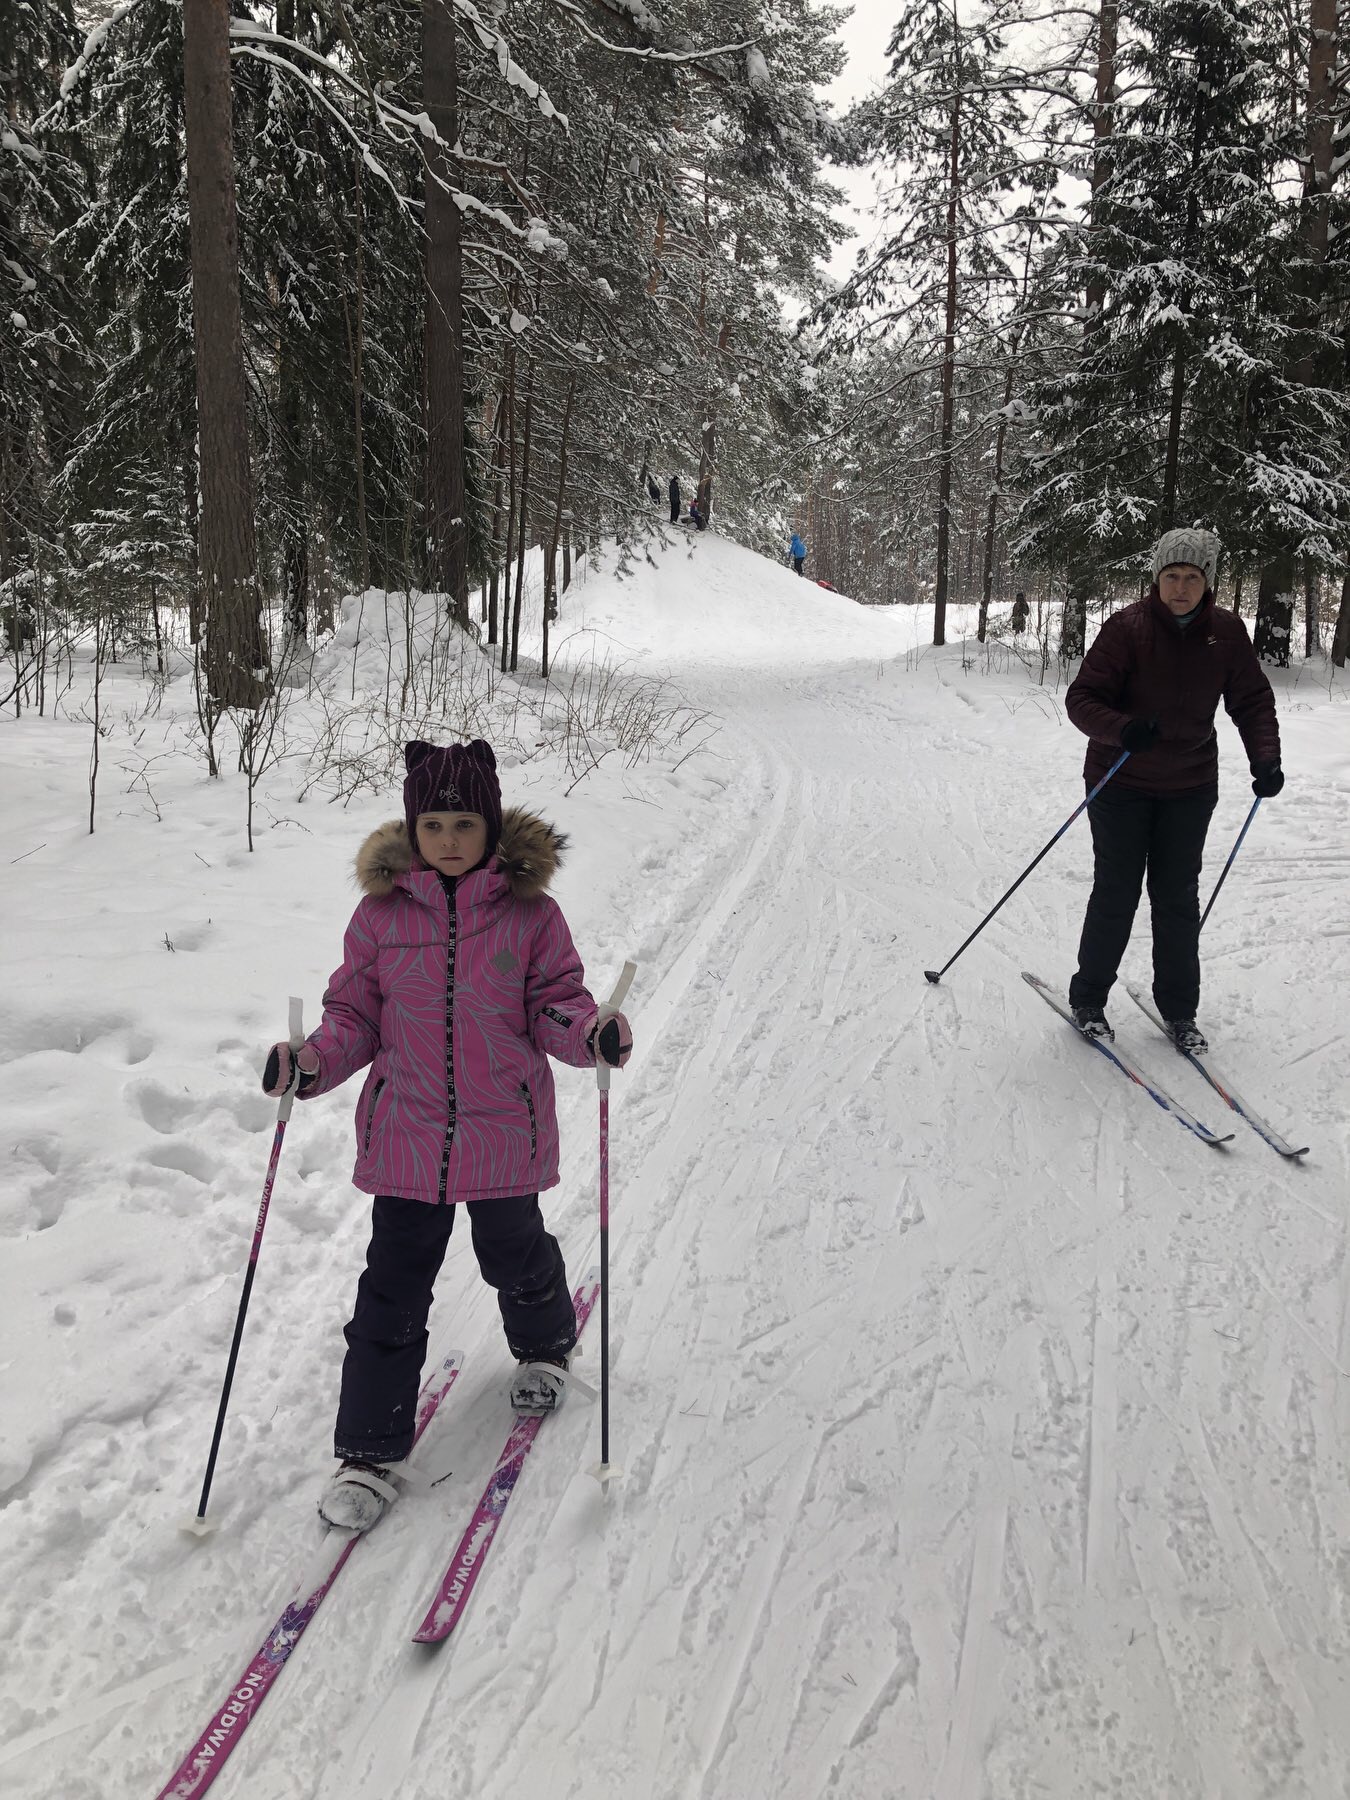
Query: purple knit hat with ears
[[403, 740, 503, 860]]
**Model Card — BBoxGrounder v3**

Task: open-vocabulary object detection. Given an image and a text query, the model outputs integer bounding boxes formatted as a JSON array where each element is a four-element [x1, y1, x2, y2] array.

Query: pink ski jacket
[[301, 809, 599, 1205]]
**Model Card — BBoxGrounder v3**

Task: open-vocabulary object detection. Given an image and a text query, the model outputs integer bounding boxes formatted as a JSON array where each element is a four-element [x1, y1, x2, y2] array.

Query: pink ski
[[412, 1276, 599, 1645], [157, 1350, 464, 1799]]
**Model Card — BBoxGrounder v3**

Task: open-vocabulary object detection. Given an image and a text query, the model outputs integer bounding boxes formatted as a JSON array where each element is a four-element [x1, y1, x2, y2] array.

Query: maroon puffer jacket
[[1066, 591, 1280, 794]]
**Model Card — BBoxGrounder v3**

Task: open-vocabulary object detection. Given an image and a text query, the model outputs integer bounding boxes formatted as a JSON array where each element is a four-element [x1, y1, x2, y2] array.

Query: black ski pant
[[334, 1192, 576, 1463], [792, 556, 805, 576], [669, 498, 681, 523], [1069, 781, 1217, 1022]]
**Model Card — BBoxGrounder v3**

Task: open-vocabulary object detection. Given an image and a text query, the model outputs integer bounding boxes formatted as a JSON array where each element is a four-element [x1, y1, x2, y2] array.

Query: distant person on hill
[[646, 473, 661, 505], [1010, 591, 1029, 632], [1064, 527, 1282, 1054], [668, 476, 681, 524], [789, 531, 807, 576], [688, 498, 706, 531], [260, 740, 633, 1535]]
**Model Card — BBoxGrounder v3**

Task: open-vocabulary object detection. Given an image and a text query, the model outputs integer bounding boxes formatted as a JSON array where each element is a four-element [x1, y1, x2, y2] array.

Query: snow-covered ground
[[2, 532, 1348, 1800]]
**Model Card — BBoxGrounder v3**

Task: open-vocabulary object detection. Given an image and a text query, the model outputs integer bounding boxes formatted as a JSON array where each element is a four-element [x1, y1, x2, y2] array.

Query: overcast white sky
[[820, 0, 897, 283]]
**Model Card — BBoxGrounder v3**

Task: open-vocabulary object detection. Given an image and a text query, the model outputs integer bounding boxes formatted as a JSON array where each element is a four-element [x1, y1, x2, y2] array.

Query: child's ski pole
[[592, 960, 637, 1487], [183, 997, 304, 1536]]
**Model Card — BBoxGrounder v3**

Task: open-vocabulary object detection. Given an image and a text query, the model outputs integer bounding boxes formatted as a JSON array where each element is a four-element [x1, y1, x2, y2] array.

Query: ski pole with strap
[[924, 750, 1130, 984], [183, 997, 304, 1536], [1199, 797, 1261, 932], [593, 960, 637, 1488]]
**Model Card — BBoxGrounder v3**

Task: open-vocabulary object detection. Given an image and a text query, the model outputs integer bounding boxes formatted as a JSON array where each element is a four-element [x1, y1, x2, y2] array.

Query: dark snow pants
[[1069, 781, 1218, 1023], [334, 1193, 576, 1463], [792, 556, 805, 576]]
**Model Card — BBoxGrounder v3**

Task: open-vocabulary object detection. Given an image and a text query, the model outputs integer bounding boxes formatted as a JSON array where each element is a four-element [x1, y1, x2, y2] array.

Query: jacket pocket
[[519, 1081, 537, 1159], [362, 1077, 387, 1156]]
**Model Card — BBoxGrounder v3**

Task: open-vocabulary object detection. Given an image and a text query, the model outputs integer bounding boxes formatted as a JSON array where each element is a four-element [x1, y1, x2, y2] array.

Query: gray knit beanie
[[1151, 527, 1220, 590]]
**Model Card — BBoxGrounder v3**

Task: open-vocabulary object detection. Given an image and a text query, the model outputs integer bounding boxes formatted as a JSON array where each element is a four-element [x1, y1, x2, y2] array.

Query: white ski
[[1022, 972, 1233, 1148], [1125, 986, 1309, 1160]]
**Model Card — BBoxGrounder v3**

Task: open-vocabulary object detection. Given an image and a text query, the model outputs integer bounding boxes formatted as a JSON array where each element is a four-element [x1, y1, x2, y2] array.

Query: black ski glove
[[1120, 716, 1160, 754], [1251, 760, 1284, 798], [262, 1042, 319, 1098], [588, 1013, 633, 1069]]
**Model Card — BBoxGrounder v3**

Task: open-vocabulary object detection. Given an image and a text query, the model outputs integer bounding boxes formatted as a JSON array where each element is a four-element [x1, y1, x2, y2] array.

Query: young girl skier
[[262, 739, 633, 1532]]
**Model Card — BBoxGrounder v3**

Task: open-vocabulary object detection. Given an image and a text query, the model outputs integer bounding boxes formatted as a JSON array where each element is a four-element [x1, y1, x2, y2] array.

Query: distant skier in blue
[[789, 531, 807, 576]]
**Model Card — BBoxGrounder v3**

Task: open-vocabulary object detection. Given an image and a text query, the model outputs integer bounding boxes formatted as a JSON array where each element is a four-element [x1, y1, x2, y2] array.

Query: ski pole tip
[[590, 1460, 624, 1488], [180, 1512, 219, 1540], [923, 970, 941, 985]]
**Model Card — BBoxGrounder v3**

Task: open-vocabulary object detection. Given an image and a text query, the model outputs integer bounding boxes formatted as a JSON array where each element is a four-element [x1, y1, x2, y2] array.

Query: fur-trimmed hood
[[355, 805, 567, 902]]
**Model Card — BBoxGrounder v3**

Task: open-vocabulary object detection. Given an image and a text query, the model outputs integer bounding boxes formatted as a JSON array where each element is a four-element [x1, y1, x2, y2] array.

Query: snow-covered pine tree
[[59, 0, 215, 668], [1, 0, 86, 665], [1013, 0, 1350, 656], [233, 0, 421, 648], [1243, 0, 1350, 662], [833, 0, 1028, 644]]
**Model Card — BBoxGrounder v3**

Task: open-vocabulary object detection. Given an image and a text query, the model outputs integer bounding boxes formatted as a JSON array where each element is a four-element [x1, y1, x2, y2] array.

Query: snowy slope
[[2, 531, 1349, 1800]]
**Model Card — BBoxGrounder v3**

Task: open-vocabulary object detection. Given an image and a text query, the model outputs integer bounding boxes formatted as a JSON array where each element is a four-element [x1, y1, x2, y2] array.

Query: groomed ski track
[[2, 534, 1349, 1799]]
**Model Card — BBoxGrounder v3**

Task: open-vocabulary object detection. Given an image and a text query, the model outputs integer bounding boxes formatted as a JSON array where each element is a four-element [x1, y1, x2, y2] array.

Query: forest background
[[3, 0, 1349, 749]]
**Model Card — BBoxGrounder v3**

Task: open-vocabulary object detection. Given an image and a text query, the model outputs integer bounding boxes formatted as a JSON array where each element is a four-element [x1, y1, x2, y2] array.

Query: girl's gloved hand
[[262, 1042, 320, 1097], [590, 1012, 633, 1069]]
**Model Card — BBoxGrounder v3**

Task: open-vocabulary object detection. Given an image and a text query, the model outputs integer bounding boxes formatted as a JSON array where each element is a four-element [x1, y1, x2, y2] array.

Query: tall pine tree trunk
[[1304, 566, 1319, 657], [1254, 554, 1296, 665], [979, 219, 1040, 641], [697, 417, 715, 524], [343, 150, 371, 598], [1084, 0, 1119, 333], [280, 354, 309, 645], [276, 0, 307, 649], [1160, 346, 1187, 530], [1332, 570, 1350, 668], [1255, 0, 1338, 660], [1302, 0, 1338, 273], [978, 372, 1013, 642], [500, 345, 517, 674], [1160, 103, 1205, 529], [486, 386, 506, 645], [510, 359, 534, 674], [183, 0, 263, 707], [932, 51, 962, 649], [542, 375, 576, 677], [1062, 565, 1090, 660], [423, 0, 469, 628]]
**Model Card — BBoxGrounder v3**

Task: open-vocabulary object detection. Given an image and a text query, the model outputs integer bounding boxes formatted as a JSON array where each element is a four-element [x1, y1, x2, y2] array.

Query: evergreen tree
[[834, 0, 1028, 642], [1013, 0, 1350, 651], [1, 0, 85, 639]]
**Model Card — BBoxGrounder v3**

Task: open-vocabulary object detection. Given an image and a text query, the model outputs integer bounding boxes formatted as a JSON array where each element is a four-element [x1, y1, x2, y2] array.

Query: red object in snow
[[815, 579, 836, 592]]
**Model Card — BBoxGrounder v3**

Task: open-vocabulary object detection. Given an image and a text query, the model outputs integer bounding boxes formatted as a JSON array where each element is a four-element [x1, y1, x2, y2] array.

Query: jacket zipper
[[362, 1077, 386, 1155], [437, 877, 459, 1203], [520, 1082, 537, 1158]]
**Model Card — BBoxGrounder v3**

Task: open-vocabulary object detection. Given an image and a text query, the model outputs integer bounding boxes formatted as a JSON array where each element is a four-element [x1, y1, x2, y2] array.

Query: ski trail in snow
[[0, 1620, 258, 1771], [314, 1644, 445, 1800], [932, 1402, 1016, 1800], [11, 540, 1350, 1800], [1083, 1256, 1119, 1599], [686, 1439, 826, 1798]]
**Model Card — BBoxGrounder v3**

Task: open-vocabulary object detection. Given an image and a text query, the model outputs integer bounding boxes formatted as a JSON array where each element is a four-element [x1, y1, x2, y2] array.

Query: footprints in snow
[[0, 1008, 152, 1069], [0, 1015, 317, 1238]]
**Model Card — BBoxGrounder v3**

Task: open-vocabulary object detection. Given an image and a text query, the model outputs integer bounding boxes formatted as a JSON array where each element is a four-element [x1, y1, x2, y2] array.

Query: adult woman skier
[[262, 739, 632, 1532], [1065, 527, 1283, 1051]]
